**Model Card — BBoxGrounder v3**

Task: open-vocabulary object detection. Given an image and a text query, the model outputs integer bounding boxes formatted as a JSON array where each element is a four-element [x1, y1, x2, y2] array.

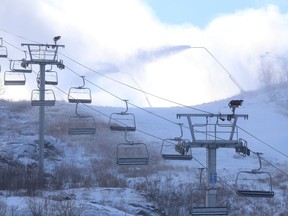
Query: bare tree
[[259, 53, 288, 88], [0, 199, 7, 216], [259, 59, 275, 88], [278, 58, 288, 84]]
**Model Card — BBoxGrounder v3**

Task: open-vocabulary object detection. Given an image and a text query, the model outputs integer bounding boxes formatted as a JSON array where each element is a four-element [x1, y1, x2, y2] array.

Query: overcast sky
[[1, 0, 288, 107]]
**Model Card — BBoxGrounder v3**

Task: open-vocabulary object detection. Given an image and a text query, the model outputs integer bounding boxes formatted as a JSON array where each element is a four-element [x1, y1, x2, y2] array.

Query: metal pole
[[38, 63, 46, 188], [206, 147, 217, 207]]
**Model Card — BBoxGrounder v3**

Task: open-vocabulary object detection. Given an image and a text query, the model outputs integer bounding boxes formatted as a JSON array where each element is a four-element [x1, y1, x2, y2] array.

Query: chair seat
[[162, 154, 192, 160], [117, 158, 148, 165], [236, 190, 274, 198]]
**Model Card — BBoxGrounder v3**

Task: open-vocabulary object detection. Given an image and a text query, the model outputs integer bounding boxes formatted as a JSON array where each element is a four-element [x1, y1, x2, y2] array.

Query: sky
[[143, 0, 288, 27], [1, 0, 288, 107]]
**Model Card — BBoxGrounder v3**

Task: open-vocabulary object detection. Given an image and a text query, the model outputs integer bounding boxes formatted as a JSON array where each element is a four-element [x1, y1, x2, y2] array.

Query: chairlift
[[161, 124, 192, 160], [68, 76, 92, 103], [68, 103, 96, 135], [4, 71, 26, 85], [116, 131, 149, 165], [0, 38, 8, 58], [109, 100, 136, 131], [9, 60, 32, 73], [37, 70, 58, 85], [31, 89, 56, 106], [235, 152, 274, 198]]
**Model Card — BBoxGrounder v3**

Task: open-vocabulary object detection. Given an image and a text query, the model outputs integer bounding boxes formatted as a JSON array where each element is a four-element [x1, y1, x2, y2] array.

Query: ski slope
[[0, 86, 287, 215]]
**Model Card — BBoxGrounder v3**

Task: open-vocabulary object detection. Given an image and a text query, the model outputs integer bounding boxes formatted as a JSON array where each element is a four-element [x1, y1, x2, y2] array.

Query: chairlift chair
[[161, 124, 192, 160], [68, 116, 96, 135], [68, 76, 92, 103], [235, 171, 274, 198], [68, 103, 96, 135], [189, 192, 228, 215], [235, 152, 274, 198], [109, 113, 136, 131], [0, 38, 8, 58], [4, 71, 26, 85], [31, 89, 56, 106], [9, 60, 32, 73], [109, 100, 136, 131], [37, 70, 58, 85], [161, 138, 192, 160], [116, 131, 149, 165], [117, 143, 149, 165], [188, 169, 229, 215]]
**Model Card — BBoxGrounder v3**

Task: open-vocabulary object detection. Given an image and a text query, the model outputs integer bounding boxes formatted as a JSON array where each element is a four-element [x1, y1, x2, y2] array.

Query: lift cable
[[53, 70, 288, 180], [0, 27, 39, 44], [65, 65, 186, 124], [65, 66, 188, 139], [248, 149, 288, 177], [61, 52, 212, 114], [261, 156, 288, 177], [238, 125, 288, 159], [29, 67, 112, 120], [65, 65, 225, 140], [65, 57, 288, 161], [2, 39, 26, 54], [65, 65, 123, 102], [46, 65, 221, 142]]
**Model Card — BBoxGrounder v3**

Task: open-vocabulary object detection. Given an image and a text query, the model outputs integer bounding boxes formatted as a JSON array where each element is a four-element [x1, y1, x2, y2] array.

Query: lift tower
[[21, 38, 64, 187], [177, 100, 249, 215]]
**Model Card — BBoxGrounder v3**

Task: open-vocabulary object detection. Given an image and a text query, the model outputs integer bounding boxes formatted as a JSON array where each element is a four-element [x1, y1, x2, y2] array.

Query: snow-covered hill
[[0, 86, 288, 215], [3, 188, 165, 216]]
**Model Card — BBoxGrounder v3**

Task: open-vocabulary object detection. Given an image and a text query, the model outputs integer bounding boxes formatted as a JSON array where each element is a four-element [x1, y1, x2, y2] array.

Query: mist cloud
[[0, 1, 288, 107]]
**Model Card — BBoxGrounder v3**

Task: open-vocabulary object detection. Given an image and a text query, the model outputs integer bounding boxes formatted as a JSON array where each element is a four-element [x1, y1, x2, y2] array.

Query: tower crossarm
[[177, 113, 248, 143], [176, 113, 248, 119], [187, 139, 243, 148], [21, 43, 65, 66]]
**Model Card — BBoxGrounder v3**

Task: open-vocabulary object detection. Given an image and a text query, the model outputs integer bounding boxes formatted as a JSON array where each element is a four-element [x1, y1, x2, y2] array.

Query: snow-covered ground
[[2, 187, 165, 216], [0, 86, 288, 215]]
